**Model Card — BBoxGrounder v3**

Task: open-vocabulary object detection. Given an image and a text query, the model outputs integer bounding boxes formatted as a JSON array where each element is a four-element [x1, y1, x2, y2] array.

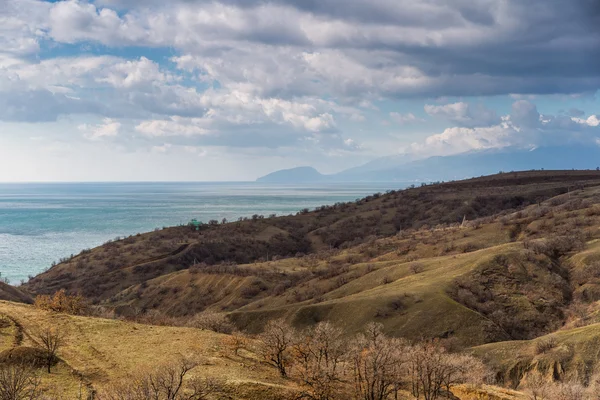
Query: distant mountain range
[[257, 145, 600, 183]]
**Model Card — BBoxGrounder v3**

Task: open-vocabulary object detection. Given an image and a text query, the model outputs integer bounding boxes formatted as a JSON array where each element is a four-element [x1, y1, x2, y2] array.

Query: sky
[[1, 0, 599, 181]]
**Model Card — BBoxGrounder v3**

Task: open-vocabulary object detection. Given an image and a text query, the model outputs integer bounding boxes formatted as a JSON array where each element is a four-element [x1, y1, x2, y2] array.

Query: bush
[[188, 311, 235, 334], [0, 363, 42, 400], [96, 357, 224, 400], [535, 337, 558, 354], [409, 262, 425, 274], [33, 289, 88, 315], [529, 235, 585, 259]]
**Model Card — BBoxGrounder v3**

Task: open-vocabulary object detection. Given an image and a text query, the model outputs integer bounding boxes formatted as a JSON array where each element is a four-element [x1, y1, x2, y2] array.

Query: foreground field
[[0, 300, 533, 399], [0, 301, 294, 399]]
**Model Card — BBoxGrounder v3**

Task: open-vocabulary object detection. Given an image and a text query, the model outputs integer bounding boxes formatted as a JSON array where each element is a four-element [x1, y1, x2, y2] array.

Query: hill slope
[[256, 166, 326, 183], [18, 171, 600, 352], [0, 301, 293, 399], [262, 145, 600, 182], [0, 282, 32, 303], [12, 170, 600, 396]]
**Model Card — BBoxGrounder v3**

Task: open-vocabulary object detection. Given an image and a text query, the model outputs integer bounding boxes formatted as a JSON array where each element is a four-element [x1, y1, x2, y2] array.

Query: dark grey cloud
[[47, 0, 600, 98]]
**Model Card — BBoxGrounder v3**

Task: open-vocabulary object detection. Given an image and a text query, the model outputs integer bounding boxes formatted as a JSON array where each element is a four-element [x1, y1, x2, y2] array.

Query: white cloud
[[48, 0, 148, 46], [1, 0, 599, 181], [96, 57, 175, 89], [408, 124, 515, 156], [135, 117, 209, 137], [0, 0, 50, 56], [406, 101, 600, 158], [574, 115, 600, 127], [7, 56, 170, 92], [79, 118, 121, 140]]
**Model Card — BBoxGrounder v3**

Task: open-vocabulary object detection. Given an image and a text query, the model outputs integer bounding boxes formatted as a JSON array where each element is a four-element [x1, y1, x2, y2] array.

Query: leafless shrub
[[528, 235, 585, 259], [547, 380, 586, 400], [535, 337, 558, 354], [221, 332, 250, 357], [523, 371, 551, 400], [293, 322, 347, 400], [380, 276, 393, 285], [406, 341, 488, 400], [350, 323, 406, 400], [0, 363, 42, 400], [35, 327, 63, 373], [96, 357, 222, 400], [409, 263, 425, 274], [257, 319, 297, 377], [34, 289, 88, 315], [187, 311, 234, 334]]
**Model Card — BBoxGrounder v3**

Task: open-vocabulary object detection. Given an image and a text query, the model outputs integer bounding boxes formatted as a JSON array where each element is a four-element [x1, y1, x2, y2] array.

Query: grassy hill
[[20, 171, 600, 345], [12, 170, 600, 396], [473, 322, 600, 389], [0, 281, 32, 303], [25, 170, 600, 305], [0, 301, 293, 399]]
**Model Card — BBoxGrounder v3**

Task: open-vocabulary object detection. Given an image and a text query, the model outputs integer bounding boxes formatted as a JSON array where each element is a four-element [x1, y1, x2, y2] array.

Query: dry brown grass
[[0, 301, 296, 399]]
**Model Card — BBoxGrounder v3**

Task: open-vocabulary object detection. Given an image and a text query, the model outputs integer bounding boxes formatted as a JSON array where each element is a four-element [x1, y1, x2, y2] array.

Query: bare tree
[[524, 371, 551, 400], [222, 332, 250, 357], [547, 380, 586, 400], [406, 341, 487, 400], [292, 321, 347, 400], [0, 363, 42, 400], [96, 357, 222, 400], [350, 323, 406, 400], [257, 318, 296, 377], [188, 311, 234, 334], [35, 327, 64, 374]]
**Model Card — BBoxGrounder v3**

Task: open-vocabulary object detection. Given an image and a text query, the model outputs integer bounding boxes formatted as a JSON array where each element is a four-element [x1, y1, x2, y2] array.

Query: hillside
[[18, 171, 600, 349], [256, 166, 326, 183], [0, 281, 32, 303], [0, 299, 533, 399], [262, 145, 600, 183], [9, 170, 600, 396], [25, 170, 600, 307], [0, 301, 293, 399]]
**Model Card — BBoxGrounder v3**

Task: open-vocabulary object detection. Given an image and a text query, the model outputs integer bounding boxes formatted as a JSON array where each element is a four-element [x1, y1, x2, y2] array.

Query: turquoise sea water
[[0, 182, 401, 284]]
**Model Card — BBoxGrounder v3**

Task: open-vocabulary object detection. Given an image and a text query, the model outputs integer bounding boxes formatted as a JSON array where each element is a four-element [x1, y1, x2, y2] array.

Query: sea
[[0, 182, 403, 284]]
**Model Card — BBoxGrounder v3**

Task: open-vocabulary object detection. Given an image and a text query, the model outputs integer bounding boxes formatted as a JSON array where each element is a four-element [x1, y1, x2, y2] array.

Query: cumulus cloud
[[30, 0, 600, 98], [407, 100, 600, 158], [574, 115, 600, 127], [135, 117, 209, 137], [0, 0, 599, 175], [0, 0, 50, 56]]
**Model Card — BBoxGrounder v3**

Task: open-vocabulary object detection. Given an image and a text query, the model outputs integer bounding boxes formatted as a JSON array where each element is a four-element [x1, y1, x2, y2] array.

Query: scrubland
[[5, 171, 600, 398]]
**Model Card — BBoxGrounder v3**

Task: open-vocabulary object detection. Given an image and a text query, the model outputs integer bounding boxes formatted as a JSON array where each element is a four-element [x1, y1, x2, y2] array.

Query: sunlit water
[[0, 182, 403, 284]]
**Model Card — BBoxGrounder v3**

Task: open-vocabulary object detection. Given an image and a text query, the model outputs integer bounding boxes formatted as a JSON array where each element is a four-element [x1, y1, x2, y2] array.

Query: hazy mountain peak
[[257, 166, 326, 183]]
